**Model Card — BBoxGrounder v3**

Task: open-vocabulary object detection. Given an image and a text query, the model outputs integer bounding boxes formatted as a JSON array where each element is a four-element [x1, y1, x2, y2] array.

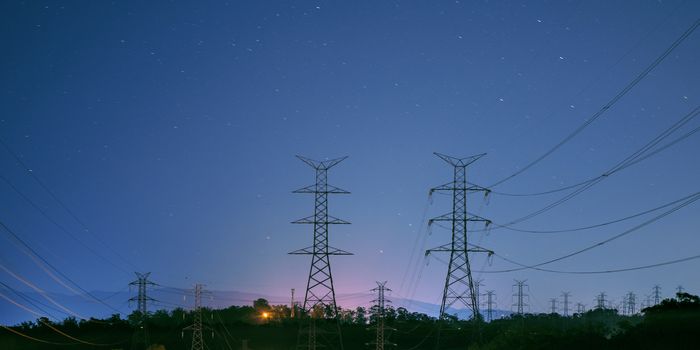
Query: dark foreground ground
[[2, 293, 699, 349]]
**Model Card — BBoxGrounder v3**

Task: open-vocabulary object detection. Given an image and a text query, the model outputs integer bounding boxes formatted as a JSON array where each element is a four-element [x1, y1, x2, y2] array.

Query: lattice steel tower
[[290, 155, 351, 350], [369, 281, 395, 350], [426, 152, 492, 320], [183, 284, 208, 350], [549, 298, 558, 314], [561, 292, 571, 317], [652, 285, 662, 305], [595, 292, 608, 310], [129, 272, 155, 315], [624, 292, 636, 315], [483, 291, 496, 322], [512, 280, 529, 315]]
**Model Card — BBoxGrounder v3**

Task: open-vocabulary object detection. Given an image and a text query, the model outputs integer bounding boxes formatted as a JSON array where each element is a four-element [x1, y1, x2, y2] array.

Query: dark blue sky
[[1, 0, 699, 323]]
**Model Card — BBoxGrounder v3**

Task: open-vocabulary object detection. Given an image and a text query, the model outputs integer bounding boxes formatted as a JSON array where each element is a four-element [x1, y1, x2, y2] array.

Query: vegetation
[[1, 293, 699, 349]]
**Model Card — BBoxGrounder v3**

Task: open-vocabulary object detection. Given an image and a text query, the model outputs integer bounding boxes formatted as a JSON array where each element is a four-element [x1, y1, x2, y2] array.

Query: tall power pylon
[[652, 285, 662, 305], [549, 298, 558, 314], [624, 292, 636, 315], [595, 292, 608, 310], [183, 284, 210, 350], [677, 285, 684, 295], [561, 292, 571, 317], [483, 291, 496, 322], [129, 272, 156, 315], [426, 152, 492, 320], [129, 272, 156, 348], [290, 155, 351, 350], [512, 280, 529, 315], [369, 281, 395, 350], [474, 279, 484, 309]]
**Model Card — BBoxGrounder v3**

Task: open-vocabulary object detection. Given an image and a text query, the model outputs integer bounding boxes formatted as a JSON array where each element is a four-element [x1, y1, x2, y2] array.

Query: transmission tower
[[183, 284, 211, 350], [677, 285, 684, 295], [512, 280, 529, 315], [624, 292, 636, 315], [652, 285, 662, 305], [426, 152, 492, 320], [474, 278, 484, 310], [291, 288, 296, 318], [561, 292, 571, 317], [129, 272, 156, 315], [289, 155, 351, 350], [368, 282, 395, 350], [595, 292, 608, 310], [129, 272, 156, 349], [576, 303, 586, 314], [549, 298, 558, 314], [483, 291, 496, 322]]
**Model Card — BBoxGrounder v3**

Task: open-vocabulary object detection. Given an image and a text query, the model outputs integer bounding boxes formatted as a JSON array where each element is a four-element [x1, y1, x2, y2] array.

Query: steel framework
[[290, 155, 351, 350], [183, 284, 210, 350], [426, 152, 492, 320], [129, 272, 155, 315], [368, 281, 395, 350], [512, 280, 529, 315]]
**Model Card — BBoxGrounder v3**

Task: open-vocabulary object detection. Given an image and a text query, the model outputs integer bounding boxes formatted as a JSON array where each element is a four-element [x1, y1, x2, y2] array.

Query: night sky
[[1, 0, 699, 323]]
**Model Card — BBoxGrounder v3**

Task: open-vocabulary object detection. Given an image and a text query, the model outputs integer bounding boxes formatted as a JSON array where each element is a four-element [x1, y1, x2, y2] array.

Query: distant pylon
[[128, 272, 156, 348], [129, 272, 156, 315], [549, 298, 557, 314], [368, 282, 395, 350], [561, 292, 571, 317], [426, 152, 493, 320], [474, 279, 484, 310], [290, 155, 351, 350], [576, 303, 586, 314], [595, 292, 608, 310], [677, 285, 684, 295], [512, 280, 529, 315], [625, 292, 636, 315], [483, 291, 496, 322], [652, 285, 662, 305], [183, 284, 210, 350]]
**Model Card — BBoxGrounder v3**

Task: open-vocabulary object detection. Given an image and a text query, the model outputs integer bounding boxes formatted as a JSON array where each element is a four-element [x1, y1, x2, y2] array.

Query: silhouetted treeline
[[1, 293, 699, 349]]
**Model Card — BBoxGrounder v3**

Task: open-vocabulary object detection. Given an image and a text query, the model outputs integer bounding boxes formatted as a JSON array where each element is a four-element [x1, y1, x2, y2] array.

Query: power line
[[0, 138, 137, 273], [0, 289, 127, 347], [0, 174, 131, 275], [0, 220, 125, 315], [1, 325, 74, 345], [0, 280, 62, 322], [476, 191, 700, 273], [484, 253, 700, 275], [489, 16, 700, 188], [486, 105, 700, 228], [484, 191, 700, 234], [482, 120, 700, 198]]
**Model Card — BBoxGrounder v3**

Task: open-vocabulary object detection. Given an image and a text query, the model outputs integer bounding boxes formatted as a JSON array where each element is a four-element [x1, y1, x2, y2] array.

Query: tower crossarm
[[430, 181, 490, 194], [433, 152, 486, 167], [426, 243, 494, 255], [293, 184, 350, 194], [428, 212, 491, 225], [296, 155, 348, 170], [289, 246, 353, 255], [292, 215, 351, 225]]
